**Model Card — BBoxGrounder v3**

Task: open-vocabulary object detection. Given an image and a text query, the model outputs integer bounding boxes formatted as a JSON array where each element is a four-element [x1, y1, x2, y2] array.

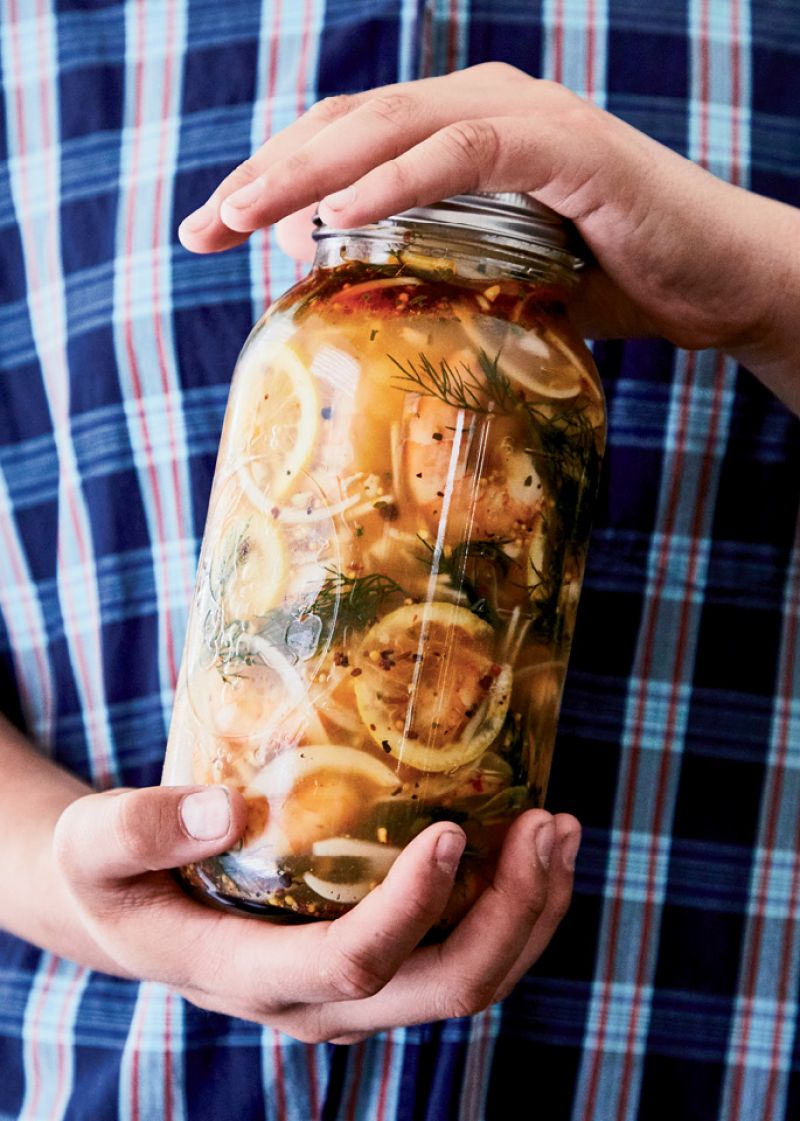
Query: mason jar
[[162, 192, 606, 926]]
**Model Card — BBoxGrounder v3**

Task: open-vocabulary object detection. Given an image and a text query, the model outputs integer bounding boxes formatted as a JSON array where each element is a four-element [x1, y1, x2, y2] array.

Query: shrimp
[[403, 393, 545, 542]]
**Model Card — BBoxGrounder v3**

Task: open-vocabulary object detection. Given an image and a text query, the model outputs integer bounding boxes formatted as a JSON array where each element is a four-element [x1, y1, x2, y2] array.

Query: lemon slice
[[353, 602, 513, 773], [226, 339, 319, 501], [210, 509, 287, 621], [458, 309, 584, 400]]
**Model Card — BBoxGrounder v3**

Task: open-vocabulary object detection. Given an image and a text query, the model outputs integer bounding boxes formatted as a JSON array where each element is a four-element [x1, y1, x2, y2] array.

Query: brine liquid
[[163, 257, 604, 925]]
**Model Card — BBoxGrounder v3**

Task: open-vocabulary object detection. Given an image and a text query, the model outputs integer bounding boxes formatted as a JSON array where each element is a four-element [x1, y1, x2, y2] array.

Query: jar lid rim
[[316, 192, 584, 267]]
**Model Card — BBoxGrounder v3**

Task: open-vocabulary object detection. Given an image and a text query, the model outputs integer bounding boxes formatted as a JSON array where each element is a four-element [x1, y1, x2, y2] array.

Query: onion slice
[[303, 873, 374, 904], [248, 744, 399, 799]]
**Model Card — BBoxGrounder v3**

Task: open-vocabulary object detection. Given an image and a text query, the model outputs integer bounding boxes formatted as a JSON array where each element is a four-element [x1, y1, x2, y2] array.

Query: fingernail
[[435, 829, 466, 876], [180, 201, 214, 234], [323, 185, 357, 212], [535, 821, 555, 869], [180, 787, 231, 840], [225, 178, 264, 210], [561, 830, 582, 871]]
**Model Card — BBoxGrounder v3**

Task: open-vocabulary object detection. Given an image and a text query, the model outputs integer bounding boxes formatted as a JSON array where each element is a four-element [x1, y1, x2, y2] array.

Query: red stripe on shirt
[[150, 0, 193, 683], [448, 0, 459, 73], [581, 354, 698, 1121], [122, 0, 179, 692], [294, 0, 315, 284], [586, 0, 596, 100], [763, 577, 800, 1121], [616, 354, 729, 1121], [553, 0, 564, 86], [21, 955, 60, 1121], [376, 1032, 394, 1121], [272, 1028, 288, 1121], [260, 0, 284, 304], [345, 1041, 366, 1121]]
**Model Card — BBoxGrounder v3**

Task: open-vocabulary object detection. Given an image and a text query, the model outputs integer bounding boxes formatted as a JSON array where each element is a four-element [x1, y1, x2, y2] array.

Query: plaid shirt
[[0, 1, 798, 1118]]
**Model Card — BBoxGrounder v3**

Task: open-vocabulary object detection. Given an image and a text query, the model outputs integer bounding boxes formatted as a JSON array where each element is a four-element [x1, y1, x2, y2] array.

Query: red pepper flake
[[479, 675, 493, 690], [377, 502, 399, 521], [381, 739, 392, 753], [333, 651, 349, 667], [524, 475, 533, 487], [491, 663, 503, 676], [370, 723, 377, 731], [415, 472, 423, 478], [432, 432, 443, 441], [350, 667, 363, 677], [436, 490, 444, 498]]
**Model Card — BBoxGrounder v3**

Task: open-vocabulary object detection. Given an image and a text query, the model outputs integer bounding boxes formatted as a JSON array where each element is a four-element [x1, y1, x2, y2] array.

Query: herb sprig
[[391, 346, 602, 644], [300, 568, 407, 645], [389, 348, 519, 417], [417, 536, 514, 628]]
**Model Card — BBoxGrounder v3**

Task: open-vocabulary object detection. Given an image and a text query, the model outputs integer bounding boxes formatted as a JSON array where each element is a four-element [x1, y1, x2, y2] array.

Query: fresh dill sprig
[[389, 348, 518, 416], [417, 536, 513, 627], [392, 344, 602, 645], [204, 569, 408, 673], [301, 568, 407, 644]]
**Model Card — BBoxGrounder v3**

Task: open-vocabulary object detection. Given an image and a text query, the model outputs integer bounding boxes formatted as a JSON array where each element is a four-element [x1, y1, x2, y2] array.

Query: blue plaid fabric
[[0, 1, 798, 1118]]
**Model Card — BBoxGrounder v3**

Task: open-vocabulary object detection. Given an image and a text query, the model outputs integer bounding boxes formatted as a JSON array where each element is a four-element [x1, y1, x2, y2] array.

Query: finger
[[274, 205, 318, 262], [314, 115, 595, 231], [53, 785, 248, 889], [314, 809, 556, 1037], [490, 814, 581, 1003], [177, 91, 369, 254], [304, 822, 465, 1006], [179, 75, 476, 254], [216, 69, 541, 236], [149, 822, 465, 1019]]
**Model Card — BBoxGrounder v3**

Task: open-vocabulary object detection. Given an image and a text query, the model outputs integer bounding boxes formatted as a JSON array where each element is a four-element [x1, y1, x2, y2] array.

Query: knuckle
[[226, 156, 262, 192], [113, 791, 169, 868], [367, 91, 415, 128], [440, 119, 501, 170], [473, 60, 526, 84], [321, 943, 389, 1001], [309, 94, 354, 122], [380, 156, 417, 201], [280, 148, 317, 189], [447, 979, 496, 1020]]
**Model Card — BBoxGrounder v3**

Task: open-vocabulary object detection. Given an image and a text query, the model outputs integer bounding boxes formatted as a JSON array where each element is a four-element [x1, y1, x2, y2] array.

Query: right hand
[[53, 784, 580, 1042], [179, 64, 800, 411]]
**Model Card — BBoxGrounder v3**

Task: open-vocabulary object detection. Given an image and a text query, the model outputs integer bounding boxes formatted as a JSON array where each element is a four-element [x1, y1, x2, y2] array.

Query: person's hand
[[178, 63, 800, 409], [53, 784, 580, 1042]]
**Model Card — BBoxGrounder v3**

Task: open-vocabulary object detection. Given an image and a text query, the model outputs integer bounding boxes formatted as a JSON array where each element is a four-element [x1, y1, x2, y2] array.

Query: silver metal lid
[[387, 191, 582, 266]]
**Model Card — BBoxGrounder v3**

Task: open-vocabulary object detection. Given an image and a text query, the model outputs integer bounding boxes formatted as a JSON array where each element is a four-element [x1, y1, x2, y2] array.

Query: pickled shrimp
[[403, 394, 545, 542]]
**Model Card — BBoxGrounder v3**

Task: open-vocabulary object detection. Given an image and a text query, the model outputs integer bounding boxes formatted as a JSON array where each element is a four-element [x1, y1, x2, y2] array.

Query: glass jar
[[162, 193, 605, 926]]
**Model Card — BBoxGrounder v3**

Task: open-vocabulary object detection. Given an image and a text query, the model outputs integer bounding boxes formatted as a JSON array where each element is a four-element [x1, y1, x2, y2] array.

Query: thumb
[[53, 785, 248, 890]]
